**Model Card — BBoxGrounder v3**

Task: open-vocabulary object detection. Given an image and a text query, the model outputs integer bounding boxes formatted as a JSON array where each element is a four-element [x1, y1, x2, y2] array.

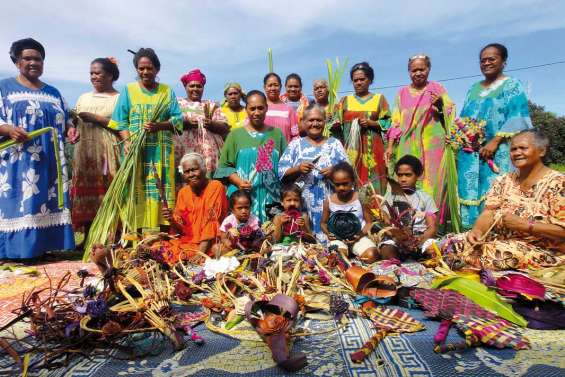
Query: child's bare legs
[[379, 244, 399, 260], [359, 247, 379, 264]]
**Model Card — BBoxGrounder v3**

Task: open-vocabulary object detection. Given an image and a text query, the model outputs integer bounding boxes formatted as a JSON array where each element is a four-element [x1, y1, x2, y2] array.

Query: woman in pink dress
[[263, 72, 298, 143]]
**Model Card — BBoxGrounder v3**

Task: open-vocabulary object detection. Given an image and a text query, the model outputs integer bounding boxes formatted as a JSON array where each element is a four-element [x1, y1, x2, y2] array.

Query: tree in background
[[529, 101, 565, 166]]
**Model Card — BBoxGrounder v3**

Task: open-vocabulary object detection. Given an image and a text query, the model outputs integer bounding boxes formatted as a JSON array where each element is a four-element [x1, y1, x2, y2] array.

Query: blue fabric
[[0, 77, 74, 259], [278, 137, 348, 243], [457, 77, 532, 228]]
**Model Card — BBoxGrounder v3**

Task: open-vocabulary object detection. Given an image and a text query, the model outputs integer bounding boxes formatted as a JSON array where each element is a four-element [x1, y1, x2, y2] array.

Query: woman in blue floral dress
[[0, 39, 77, 259], [279, 104, 348, 243]]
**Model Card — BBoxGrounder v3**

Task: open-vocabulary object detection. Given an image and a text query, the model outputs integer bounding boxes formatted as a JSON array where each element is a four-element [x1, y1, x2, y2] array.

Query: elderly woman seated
[[162, 153, 228, 261], [444, 130, 564, 270]]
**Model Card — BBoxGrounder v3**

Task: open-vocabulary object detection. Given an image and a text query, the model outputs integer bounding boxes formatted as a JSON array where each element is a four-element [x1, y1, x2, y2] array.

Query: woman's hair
[[350, 61, 374, 83], [91, 57, 119, 81], [178, 152, 206, 174], [480, 43, 508, 62], [330, 161, 356, 182], [408, 54, 431, 69], [285, 73, 302, 87], [302, 103, 326, 120], [229, 189, 252, 208], [312, 79, 328, 88], [244, 90, 267, 105], [9, 38, 45, 63], [513, 129, 550, 153], [281, 183, 302, 200], [263, 72, 282, 85], [131, 48, 161, 70], [395, 154, 424, 176]]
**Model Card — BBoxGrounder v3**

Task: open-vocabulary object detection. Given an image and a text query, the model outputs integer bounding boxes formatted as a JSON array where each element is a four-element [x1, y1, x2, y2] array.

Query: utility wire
[[337, 60, 565, 94]]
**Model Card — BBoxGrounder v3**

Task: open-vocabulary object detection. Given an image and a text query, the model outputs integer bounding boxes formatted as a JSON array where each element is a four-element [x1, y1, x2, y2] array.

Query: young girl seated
[[379, 155, 438, 260], [216, 190, 263, 256], [272, 184, 312, 244], [321, 162, 379, 263]]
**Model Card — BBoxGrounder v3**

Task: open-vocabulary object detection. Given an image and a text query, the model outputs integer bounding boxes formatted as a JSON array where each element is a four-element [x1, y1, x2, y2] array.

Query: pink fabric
[[219, 213, 260, 232], [181, 69, 206, 86], [265, 102, 299, 142]]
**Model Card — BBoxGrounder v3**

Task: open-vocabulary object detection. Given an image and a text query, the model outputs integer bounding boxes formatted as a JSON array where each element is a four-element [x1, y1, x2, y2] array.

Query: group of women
[[0, 38, 562, 272]]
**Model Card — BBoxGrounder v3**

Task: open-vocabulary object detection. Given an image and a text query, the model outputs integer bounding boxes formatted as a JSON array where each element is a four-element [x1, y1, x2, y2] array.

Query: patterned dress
[[265, 102, 299, 143], [71, 92, 119, 227], [108, 82, 182, 229], [389, 82, 455, 225], [173, 99, 227, 176], [446, 171, 564, 270], [458, 77, 532, 228], [278, 137, 348, 243], [335, 93, 391, 193], [215, 126, 286, 222], [0, 77, 74, 258]]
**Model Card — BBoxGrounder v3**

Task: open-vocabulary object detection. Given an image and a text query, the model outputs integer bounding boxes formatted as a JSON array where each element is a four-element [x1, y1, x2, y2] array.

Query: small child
[[321, 162, 379, 263], [380, 155, 438, 260], [272, 184, 312, 244], [216, 190, 262, 256]]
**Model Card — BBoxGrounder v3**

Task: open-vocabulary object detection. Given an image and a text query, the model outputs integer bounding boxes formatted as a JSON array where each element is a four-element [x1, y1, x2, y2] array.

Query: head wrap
[[9, 38, 45, 63], [223, 82, 244, 96], [181, 69, 206, 87]]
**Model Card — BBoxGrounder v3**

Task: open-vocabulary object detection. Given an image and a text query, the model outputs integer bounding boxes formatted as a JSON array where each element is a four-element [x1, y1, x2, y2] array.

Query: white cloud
[[2, 0, 564, 83]]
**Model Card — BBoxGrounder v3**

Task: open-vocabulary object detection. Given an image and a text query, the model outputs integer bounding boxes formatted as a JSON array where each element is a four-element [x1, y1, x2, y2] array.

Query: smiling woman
[[0, 38, 76, 260], [443, 130, 565, 270]]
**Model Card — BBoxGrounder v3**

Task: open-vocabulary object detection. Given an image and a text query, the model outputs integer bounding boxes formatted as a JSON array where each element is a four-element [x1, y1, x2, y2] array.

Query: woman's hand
[[467, 229, 483, 244], [238, 180, 252, 190], [501, 212, 528, 232], [327, 233, 337, 241], [385, 145, 394, 165], [67, 127, 80, 144], [162, 208, 173, 222], [144, 122, 159, 133], [298, 162, 315, 174], [358, 117, 369, 128], [479, 137, 501, 161], [319, 167, 332, 178], [7, 126, 29, 143], [295, 217, 305, 227]]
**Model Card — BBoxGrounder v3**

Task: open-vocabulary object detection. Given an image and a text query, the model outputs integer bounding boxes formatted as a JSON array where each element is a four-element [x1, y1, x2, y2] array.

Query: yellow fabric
[[221, 103, 247, 130]]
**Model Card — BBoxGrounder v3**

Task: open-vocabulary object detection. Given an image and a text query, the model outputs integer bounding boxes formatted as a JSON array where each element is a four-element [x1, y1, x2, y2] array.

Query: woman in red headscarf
[[174, 69, 228, 186]]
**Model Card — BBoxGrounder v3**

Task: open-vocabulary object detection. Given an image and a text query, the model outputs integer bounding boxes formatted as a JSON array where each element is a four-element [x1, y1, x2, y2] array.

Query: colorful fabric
[[173, 179, 228, 255], [364, 305, 425, 332], [458, 77, 532, 228], [0, 77, 75, 258], [452, 314, 530, 350], [173, 98, 227, 175], [411, 288, 498, 320], [389, 82, 455, 214], [221, 103, 247, 130], [215, 127, 287, 222], [264, 102, 299, 143], [445, 170, 564, 270], [108, 82, 182, 229], [180, 69, 206, 86], [280, 93, 310, 123], [336, 93, 391, 193], [278, 137, 348, 243], [219, 213, 260, 233], [71, 92, 120, 227]]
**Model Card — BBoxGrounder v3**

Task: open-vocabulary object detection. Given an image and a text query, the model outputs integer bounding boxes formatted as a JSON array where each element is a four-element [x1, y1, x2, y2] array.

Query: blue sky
[[2, 0, 565, 115]]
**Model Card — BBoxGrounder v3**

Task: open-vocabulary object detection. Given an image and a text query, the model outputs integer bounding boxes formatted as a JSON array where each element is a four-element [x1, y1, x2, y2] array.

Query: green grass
[[549, 163, 565, 172]]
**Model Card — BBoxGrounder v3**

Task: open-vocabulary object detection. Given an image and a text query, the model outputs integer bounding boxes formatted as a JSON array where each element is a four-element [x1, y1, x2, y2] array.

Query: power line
[[337, 60, 565, 94]]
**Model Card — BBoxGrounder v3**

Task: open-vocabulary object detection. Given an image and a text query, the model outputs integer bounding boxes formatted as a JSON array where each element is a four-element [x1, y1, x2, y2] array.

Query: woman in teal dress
[[215, 90, 286, 222], [458, 43, 532, 229]]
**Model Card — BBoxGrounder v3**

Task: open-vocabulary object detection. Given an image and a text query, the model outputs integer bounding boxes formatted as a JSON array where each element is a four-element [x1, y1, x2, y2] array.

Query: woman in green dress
[[109, 48, 182, 230], [215, 90, 286, 222]]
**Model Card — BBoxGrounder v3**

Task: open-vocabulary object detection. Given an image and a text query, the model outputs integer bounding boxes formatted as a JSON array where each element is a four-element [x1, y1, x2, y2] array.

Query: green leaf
[[432, 276, 528, 327]]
